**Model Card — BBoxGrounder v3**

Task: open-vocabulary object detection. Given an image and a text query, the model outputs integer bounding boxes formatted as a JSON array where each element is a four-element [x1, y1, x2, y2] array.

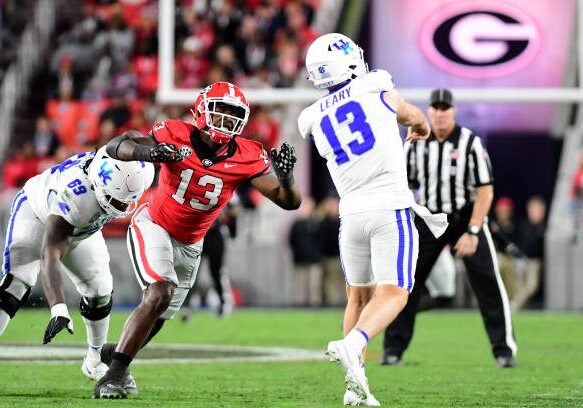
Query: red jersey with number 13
[[148, 119, 270, 243]]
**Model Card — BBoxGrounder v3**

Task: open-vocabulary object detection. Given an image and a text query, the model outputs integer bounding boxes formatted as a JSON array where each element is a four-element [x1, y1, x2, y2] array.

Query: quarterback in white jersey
[[0, 147, 153, 388], [299, 69, 415, 215], [299, 33, 439, 406]]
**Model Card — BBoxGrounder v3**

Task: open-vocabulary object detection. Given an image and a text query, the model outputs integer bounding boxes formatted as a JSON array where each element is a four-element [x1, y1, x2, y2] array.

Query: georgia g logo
[[420, 1, 540, 78]]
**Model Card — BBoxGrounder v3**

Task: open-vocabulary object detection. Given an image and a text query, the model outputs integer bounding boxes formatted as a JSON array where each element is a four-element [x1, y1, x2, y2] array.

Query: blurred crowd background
[[0, 0, 581, 313], [1, 0, 318, 186]]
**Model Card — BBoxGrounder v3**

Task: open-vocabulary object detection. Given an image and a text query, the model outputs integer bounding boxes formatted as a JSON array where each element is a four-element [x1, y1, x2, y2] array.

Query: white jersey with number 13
[[298, 69, 414, 216]]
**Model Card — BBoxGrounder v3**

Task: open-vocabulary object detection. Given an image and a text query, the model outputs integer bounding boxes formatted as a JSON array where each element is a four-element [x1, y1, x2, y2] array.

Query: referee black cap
[[429, 88, 455, 108]]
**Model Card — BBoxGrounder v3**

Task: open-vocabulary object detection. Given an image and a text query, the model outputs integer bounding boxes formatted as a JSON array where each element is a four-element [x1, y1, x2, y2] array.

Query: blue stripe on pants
[[3, 192, 28, 275], [396, 209, 405, 288], [405, 209, 414, 291]]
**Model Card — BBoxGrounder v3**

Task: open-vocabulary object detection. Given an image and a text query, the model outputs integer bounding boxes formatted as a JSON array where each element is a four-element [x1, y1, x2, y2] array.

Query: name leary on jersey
[[23, 152, 114, 239], [319, 87, 352, 112]]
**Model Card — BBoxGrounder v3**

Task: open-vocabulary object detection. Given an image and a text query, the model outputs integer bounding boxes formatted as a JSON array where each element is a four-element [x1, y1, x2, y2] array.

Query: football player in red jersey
[[93, 82, 301, 399]]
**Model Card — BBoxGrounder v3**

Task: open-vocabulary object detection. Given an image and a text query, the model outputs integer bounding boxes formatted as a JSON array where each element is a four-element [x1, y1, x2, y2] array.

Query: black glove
[[134, 143, 192, 162], [270, 142, 297, 188], [43, 304, 74, 344], [505, 243, 525, 259]]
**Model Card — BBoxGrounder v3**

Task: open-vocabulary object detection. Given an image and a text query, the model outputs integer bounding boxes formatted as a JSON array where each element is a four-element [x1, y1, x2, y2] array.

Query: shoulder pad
[[151, 119, 193, 146], [50, 174, 99, 227], [238, 137, 264, 151], [356, 70, 395, 94], [237, 138, 271, 166]]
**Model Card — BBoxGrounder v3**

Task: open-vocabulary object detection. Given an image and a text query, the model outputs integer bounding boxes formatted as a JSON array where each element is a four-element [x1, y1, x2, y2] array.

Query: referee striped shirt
[[405, 125, 494, 214]]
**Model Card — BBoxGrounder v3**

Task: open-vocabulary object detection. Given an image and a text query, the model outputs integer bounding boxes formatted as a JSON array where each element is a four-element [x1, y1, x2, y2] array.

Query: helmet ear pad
[[193, 93, 207, 130]]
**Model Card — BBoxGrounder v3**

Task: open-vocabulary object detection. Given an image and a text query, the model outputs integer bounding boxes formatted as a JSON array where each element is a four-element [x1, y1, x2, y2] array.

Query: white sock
[[344, 328, 369, 351], [86, 346, 101, 362], [0, 310, 11, 336], [83, 315, 109, 359]]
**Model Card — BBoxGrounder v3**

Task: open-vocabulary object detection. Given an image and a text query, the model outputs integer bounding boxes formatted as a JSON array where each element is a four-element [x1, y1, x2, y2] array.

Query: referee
[[381, 89, 517, 368]]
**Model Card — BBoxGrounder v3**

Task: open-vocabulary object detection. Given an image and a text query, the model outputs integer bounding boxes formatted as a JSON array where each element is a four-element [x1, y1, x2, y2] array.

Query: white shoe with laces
[[343, 388, 381, 406], [82, 356, 109, 381], [326, 339, 372, 401]]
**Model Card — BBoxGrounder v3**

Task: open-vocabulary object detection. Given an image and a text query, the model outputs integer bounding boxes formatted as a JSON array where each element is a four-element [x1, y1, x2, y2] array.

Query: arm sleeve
[[468, 136, 494, 186]]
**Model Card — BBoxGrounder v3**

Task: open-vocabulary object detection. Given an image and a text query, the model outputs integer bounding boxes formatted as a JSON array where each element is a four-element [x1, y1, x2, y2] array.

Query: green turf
[[0, 309, 582, 407]]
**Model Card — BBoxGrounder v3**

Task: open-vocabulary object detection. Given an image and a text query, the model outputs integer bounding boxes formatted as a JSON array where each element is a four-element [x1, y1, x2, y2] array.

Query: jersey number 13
[[320, 101, 375, 165], [172, 169, 223, 211]]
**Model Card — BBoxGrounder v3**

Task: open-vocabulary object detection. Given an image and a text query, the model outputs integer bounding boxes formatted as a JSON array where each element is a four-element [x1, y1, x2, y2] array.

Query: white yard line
[[0, 343, 326, 365]]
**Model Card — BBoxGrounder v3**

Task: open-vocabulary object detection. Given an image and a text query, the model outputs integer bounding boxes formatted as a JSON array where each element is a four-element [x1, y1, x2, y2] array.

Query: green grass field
[[0, 309, 582, 407]]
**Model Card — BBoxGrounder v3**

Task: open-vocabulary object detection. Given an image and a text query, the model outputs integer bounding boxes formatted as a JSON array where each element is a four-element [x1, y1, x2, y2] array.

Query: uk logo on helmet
[[98, 161, 113, 185], [331, 39, 354, 55], [420, 1, 540, 78]]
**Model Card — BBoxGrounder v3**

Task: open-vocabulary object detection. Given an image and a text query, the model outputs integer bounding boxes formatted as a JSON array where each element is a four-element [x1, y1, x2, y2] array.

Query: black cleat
[[93, 377, 127, 399], [496, 356, 517, 368], [380, 353, 402, 366]]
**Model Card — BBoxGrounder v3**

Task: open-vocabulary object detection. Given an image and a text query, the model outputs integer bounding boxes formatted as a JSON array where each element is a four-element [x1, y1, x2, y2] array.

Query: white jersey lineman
[[1, 149, 153, 386], [4, 151, 113, 304], [298, 70, 418, 290]]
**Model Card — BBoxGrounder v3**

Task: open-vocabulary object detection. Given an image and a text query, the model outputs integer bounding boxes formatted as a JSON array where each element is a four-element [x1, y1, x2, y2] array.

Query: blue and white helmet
[[305, 33, 368, 90], [88, 146, 155, 217]]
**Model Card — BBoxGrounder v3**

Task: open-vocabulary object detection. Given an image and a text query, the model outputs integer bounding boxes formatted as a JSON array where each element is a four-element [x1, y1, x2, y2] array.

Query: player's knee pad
[[79, 293, 112, 321], [0, 274, 31, 318]]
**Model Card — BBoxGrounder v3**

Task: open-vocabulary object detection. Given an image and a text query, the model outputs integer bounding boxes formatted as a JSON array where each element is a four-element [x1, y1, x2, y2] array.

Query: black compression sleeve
[[106, 135, 130, 159], [132, 144, 153, 161]]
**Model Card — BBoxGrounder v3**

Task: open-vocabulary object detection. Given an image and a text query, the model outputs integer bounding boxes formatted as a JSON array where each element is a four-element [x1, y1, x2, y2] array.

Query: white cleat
[[344, 389, 381, 406], [326, 339, 371, 401], [344, 389, 362, 406], [82, 356, 109, 381], [123, 371, 139, 395]]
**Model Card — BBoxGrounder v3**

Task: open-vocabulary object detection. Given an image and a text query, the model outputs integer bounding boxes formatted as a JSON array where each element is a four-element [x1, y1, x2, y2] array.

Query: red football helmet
[[192, 82, 250, 144]]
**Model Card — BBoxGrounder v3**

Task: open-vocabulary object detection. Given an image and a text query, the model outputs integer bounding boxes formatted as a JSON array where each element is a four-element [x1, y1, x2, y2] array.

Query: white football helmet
[[88, 147, 155, 217], [305, 33, 368, 90]]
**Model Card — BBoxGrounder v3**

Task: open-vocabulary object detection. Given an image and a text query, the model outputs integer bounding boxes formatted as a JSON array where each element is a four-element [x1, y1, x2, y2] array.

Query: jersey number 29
[[172, 169, 223, 211], [320, 101, 375, 165]]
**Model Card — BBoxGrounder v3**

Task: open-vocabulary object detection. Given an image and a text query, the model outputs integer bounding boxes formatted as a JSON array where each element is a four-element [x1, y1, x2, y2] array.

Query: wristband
[[51, 303, 70, 318]]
